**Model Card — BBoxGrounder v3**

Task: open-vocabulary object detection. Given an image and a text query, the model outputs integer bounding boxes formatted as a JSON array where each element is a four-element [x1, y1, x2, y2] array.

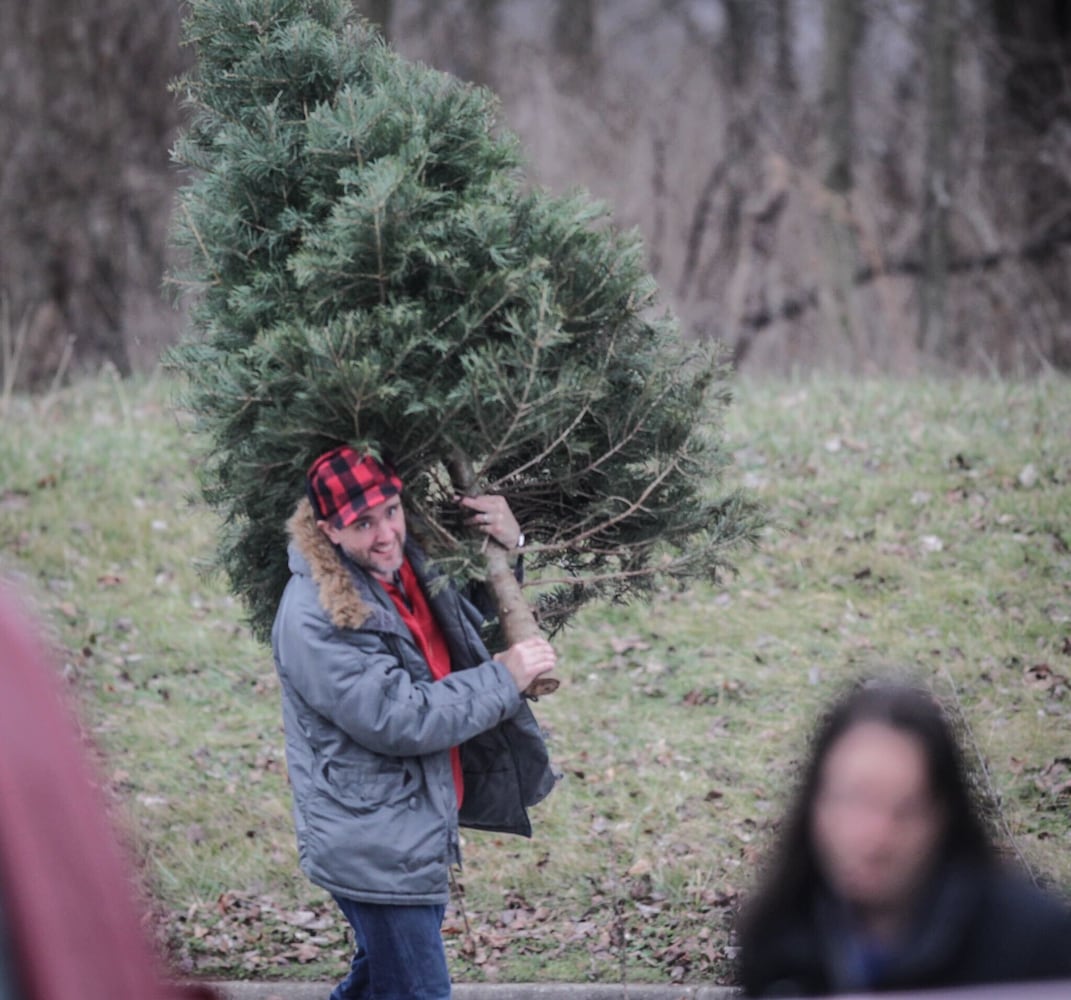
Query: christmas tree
[[167, 0, 763, 659]]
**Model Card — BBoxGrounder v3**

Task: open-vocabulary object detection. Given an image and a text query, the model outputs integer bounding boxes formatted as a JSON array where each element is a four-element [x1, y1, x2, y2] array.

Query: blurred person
[[271, 445, 557, 1000], [0, 582, 217, 1000], [735, 679, 1071, 997]]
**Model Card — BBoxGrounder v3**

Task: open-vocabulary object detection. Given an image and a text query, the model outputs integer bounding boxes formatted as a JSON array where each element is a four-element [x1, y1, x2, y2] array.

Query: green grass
[[1, 372, 1069, 985]]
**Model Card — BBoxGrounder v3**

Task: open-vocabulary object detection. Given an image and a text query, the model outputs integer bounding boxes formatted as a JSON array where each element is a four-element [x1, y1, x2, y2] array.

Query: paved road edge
[[199, 982, 739, 999]]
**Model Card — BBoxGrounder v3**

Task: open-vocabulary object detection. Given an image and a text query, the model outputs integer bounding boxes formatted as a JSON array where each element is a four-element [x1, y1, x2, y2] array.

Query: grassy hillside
[[1, 373, 1068, 986]]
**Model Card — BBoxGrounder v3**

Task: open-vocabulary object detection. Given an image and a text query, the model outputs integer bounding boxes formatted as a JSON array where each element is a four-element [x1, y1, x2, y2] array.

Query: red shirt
[[381, 558, 464, 807]]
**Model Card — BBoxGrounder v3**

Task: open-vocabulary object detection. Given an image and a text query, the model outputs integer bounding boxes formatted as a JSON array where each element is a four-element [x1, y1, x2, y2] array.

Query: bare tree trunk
[[820, 0, 858, 195], [724, 0, 757, 87], [819, 0, 862, 364], [356, 0, 393, 43], [0, 0, 186, 390], [554, 0, 595, 64], [918, 0, 956, 357], [553, 0, 598, 90], [987, 0, 1071, 368], [446, 449, 559, 698], [775, 0, 795, 94], [470, 0, 502, 87]]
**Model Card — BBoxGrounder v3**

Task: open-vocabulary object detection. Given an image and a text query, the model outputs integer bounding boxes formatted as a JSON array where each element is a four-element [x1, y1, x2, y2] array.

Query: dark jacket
[[270, 499, 556, 905], [738, 862, 1071, 996]]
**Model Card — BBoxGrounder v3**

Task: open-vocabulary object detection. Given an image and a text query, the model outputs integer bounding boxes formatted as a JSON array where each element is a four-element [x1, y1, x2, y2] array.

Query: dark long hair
[[735, 679, 994, 968]]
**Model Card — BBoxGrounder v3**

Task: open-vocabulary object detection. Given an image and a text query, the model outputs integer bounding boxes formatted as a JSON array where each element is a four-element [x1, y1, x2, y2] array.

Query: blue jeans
[[329, 896, 450, 1000]]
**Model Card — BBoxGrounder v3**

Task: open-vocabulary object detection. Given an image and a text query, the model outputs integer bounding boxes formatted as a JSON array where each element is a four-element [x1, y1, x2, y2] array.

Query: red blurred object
[[0, 583, 216, 1000]]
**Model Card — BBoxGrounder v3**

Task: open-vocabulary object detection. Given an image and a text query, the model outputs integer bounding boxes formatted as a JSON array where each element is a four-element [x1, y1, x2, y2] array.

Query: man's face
[[810, 721, 946, 921], [320, 497, 406, 582]]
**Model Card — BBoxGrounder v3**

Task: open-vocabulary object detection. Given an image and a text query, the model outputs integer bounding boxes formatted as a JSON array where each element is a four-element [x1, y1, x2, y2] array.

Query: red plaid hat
[[306, 446, 403, 528]]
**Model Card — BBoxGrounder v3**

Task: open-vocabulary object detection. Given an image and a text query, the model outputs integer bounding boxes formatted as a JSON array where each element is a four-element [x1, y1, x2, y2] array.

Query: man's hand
[[458, 494, 523, 551], [495, 636, 557, 693]]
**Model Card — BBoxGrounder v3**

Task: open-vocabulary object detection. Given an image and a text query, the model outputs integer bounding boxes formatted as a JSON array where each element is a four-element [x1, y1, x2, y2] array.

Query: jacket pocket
[[303, 757, 450, 899], [321, 758, 416, 814]]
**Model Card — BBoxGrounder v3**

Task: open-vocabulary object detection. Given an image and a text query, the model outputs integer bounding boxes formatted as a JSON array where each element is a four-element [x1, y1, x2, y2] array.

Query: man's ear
[[316, 519, 339, 545]]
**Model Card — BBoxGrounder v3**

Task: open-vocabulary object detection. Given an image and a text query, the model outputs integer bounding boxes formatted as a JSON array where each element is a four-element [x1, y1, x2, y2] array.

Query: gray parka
[[270, 499, 556, 905]]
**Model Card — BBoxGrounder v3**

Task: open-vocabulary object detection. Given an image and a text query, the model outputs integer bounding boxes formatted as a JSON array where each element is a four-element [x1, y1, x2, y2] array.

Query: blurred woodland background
[[1, 0, 1069, 389]]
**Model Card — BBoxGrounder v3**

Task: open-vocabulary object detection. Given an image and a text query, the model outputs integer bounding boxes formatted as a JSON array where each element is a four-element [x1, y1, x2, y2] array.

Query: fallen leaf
[[293, 942, 320, 963], [609, 636, 649, 654], [627, 857, 653, 877]]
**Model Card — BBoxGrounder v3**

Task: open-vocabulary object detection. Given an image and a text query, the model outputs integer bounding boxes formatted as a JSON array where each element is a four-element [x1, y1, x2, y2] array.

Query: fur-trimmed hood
[[285, 496, 373, 631]]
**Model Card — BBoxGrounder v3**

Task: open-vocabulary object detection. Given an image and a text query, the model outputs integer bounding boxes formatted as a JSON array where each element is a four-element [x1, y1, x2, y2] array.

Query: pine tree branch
[[552, 457, 684, 549]]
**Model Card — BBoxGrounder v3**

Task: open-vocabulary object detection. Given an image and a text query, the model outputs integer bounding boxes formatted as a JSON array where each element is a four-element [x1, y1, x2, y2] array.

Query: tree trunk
[[554, 0, 595, 64], [0, 0, 185, 389], [724, 0, 757, 88], [553, 0, 597, 90], [918, 0, 956, 357], [446, 449, 559, 698], [819, 0, 862, 364], [357, 0, 392, 43], [470, 0, 502, 87], [820, 0, 858, 195], [775, 0, 795, 94]]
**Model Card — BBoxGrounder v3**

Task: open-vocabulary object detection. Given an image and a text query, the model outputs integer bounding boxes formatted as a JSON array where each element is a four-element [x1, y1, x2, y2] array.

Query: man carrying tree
[[271, 444, 557, 1000], [170, 0, 763, 986]]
